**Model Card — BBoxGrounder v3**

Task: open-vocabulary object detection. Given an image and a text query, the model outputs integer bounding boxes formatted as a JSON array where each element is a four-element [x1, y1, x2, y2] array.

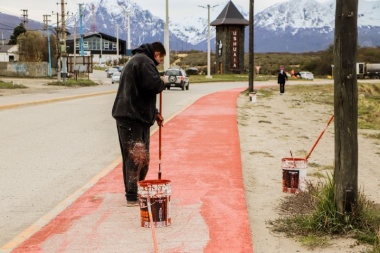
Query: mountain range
[[1, 0, 379, 53]]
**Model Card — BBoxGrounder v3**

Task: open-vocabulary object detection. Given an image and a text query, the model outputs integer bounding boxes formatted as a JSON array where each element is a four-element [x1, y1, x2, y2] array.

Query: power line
[[0, 7, 21, 17], [0, 22, 17, 29]]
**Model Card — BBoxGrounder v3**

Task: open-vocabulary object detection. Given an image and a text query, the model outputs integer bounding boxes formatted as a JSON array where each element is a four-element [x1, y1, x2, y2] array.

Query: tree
[[18, 31, 57, 62], [316, 44, 334, 76], [333, 0, 359, 215], [8, 23, 26, 45]]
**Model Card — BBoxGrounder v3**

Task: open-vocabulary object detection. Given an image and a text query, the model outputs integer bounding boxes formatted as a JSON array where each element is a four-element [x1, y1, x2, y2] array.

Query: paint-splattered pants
[[116, 122, 150, 202]]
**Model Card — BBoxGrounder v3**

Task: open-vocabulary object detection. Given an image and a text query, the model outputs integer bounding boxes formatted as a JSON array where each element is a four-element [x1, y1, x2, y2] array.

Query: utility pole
[[60, 0, 68, 81], [74, 17, 77, 72], [43, 15, 52, 77], [333, 0, 359, 215], [126, 10, 131, 52], [199, 4, 218, 78], [116, 24, 119, 64], [21, 9, 28, 29], [248, 0, 254, 92], [53, 10, 61, 81], [79, 3, 85, 56], [164, 0, 170, 70]]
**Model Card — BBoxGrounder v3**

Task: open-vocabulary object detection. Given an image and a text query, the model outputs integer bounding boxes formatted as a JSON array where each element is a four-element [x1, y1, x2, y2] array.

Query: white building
[[0, 44, 19, 62]]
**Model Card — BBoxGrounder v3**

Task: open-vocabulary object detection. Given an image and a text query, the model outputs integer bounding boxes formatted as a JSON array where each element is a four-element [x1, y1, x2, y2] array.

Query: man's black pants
[[116, 122, 150, 202]]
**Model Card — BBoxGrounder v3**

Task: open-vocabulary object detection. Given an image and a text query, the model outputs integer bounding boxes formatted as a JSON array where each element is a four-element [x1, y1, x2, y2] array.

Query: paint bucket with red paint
[[138, 179, 171, 228], [282, 158, 307, 193]]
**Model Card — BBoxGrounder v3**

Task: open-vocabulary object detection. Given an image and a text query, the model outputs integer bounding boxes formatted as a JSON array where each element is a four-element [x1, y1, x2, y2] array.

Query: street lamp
[[164, 0, 170, 70], [47, 26, 52, 77], [119, 4, 133, 56], [199, 4, 218, 78], [126, 9, 131, 54]]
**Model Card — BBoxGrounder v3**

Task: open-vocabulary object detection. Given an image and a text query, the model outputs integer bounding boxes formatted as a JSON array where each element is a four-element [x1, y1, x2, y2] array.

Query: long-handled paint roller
[[290, 148, 296, 167], [147, 194, 158, 253], [305, 114, 334, 160], [158, 92, 163, 179]]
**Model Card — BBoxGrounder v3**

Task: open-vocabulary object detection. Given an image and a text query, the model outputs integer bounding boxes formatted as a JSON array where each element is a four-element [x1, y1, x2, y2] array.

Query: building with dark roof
[[65, 32, 126, 64], [211, 1, 249, 74]]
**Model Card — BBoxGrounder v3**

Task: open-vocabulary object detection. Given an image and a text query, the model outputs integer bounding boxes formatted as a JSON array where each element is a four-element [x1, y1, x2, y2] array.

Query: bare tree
[[17, 31, 57, 62], [333, 0, 359, 214]]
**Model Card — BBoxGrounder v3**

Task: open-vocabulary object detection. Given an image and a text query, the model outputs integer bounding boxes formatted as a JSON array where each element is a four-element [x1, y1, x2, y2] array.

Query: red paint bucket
[[138, 179, 171, 228], [282, 158, 307, 193]]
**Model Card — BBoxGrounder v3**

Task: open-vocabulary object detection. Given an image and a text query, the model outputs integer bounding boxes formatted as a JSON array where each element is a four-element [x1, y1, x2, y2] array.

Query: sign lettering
[[230, 30, 239, 69]]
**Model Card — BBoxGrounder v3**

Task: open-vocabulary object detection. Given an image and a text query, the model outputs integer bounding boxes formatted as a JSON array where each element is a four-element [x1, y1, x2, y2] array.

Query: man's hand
[[156, 113, 164, 127]]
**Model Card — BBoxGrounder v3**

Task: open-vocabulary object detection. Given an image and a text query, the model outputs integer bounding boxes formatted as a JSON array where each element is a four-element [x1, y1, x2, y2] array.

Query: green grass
[[272, 173, 380, 251], [0, 80, 27, 89], [363, 133, 380, 140], [310, 171, 326, 179], [299, 235, 331, 249], [249, 83, 380, 131], [189, 74, 252, 83], [48, 79, 98, 87]]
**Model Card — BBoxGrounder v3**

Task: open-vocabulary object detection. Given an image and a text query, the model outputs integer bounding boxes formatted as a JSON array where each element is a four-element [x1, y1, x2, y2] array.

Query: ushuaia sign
[[230, 30, 239, 69]]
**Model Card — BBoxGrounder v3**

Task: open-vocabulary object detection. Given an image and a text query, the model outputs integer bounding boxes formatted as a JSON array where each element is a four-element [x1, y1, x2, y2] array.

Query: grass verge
[[48, 79, 98, 87], [0, 80, 27, 89], [270, 174, 380, 252]]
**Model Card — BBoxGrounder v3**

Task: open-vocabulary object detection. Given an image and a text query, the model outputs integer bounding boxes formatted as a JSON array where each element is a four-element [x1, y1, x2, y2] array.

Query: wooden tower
[[210, 1, 249, 74]]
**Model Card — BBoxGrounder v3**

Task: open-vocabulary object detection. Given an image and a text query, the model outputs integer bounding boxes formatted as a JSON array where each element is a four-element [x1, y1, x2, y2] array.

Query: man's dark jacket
[[277, 71, 288, 84], [112, 43, 165, 126]]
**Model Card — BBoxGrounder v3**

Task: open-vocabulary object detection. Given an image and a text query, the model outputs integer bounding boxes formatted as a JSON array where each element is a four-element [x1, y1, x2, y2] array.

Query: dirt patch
[[0, 78, 67, 96], [238, 88, 380, 252]]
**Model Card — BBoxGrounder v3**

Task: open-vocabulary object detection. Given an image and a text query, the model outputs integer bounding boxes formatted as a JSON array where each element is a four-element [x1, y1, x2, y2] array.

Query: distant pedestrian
[[278, 67, 288, 94], [112, 42, 166, 207]]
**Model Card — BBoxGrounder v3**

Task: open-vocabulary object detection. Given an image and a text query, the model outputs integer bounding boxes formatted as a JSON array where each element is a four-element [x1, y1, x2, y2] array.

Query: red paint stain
[[12, 166, 124, 253], [148, 88, 253, 252]]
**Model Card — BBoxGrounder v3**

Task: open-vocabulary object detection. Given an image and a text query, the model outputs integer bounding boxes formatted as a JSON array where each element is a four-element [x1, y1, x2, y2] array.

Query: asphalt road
[[0, 70, 248, 246], [1, 71, 378, 246]]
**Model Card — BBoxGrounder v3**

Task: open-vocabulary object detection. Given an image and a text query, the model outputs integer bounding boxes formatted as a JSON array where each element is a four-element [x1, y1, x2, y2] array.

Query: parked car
[[164, 68, 189, 90], [298, 71, 314, 80], [106, 68, 119, 78], [114, 66, 124, 72], [111, 72, 121, 84]]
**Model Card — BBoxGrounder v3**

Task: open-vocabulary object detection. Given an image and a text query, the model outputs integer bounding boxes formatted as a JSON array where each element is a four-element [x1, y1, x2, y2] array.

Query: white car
[[111, 72, 121, 84], [164, 68, 189, 90], [299, 71, 314, 80], [106, 67, 119, 78]]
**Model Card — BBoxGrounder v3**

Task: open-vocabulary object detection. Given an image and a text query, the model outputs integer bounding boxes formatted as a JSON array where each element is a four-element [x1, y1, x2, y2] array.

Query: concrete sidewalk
[[4, 87, 253, 253]]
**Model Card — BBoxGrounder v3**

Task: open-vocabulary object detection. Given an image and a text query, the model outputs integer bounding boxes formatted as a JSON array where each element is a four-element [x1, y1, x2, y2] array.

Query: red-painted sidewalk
[[9, 87, 253, 253]]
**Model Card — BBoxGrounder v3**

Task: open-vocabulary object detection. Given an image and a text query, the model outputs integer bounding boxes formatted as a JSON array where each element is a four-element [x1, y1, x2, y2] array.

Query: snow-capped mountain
[[65, 0, 231, 51], [68, 0, 379, 52], [2, 0, 379, 52], [254, 0, 380, 52]]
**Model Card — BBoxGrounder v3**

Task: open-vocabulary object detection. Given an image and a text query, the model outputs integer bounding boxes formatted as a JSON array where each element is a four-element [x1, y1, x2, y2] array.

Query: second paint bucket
[[138, 179, 171, 228], [282, 158, 307, 193]]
